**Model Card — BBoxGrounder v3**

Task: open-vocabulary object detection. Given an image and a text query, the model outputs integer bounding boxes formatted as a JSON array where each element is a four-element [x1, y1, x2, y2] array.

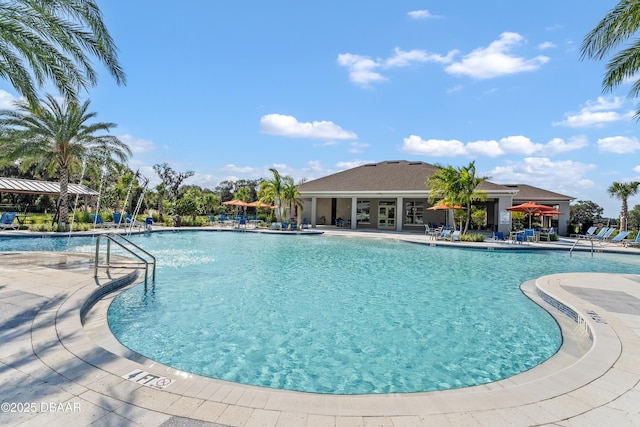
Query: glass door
[[378, 202, 396, 229]]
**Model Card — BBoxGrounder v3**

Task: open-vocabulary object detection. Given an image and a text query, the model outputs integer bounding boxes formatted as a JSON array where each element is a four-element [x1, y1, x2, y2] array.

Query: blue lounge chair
[[0, 212, 18, 230], [571, 226, 597, 238], [113, 212, 123, 225], [302, 218, 309, 230], [624, 233, 640, 248], [492, 231, 505, 241], [281, 221, 288, 230], [603, 231, 629, 245], [91, 213, 109, 228], [450, 230, 461, 241]]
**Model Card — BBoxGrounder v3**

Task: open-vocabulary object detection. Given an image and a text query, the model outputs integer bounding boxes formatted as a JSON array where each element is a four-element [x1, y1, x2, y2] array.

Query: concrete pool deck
[[1, 229, 640, 426]]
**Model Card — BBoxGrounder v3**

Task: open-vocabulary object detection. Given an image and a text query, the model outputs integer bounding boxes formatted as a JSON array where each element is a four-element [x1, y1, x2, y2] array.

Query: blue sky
[[1, 1, 638, 217]]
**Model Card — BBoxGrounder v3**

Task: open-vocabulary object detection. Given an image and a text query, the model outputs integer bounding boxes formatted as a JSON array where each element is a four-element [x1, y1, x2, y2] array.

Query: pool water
[[3, 231, 639, 394]]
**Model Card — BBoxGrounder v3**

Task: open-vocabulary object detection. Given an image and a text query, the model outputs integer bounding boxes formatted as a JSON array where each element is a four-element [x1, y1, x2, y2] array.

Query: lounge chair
[[492, 231, 505, 241], [591, 227, 615, 241], [302, 218, 309, 230], [0, 212, 18, 230], [113, 212, 123, 226], [91, 213, 111, 228], [581, 227, 611, 240], [571, 226, 597, 238], [450, 230, 461, 241], [602, 231, 630, 245], [624, 233, 640, 248]]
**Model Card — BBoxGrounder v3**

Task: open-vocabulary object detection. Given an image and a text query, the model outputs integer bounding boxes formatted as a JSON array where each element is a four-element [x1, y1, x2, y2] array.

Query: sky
[[1, 1, 638, 217]]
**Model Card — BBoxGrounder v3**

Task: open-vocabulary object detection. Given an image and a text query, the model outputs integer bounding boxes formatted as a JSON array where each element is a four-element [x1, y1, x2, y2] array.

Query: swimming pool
[[2, 231, 639, 394]]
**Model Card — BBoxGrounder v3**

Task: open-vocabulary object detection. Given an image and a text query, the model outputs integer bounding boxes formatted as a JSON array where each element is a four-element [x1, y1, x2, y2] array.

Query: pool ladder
[[94, 233, 156, 285], [569, 238, 602, 257]]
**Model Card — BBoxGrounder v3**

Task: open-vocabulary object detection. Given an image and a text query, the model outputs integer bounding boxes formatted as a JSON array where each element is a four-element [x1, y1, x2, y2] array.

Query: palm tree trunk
[[59, 168, 69, 226]]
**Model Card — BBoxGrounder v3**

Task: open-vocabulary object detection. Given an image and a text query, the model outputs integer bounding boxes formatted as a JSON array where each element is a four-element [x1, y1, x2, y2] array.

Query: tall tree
[[0, 95, 130, 226], [152, 163, 194, 201], [608, 181, 640, 231], [0, 0, 125, 106], [570, 200, 604, 232], [581, 1, 640, 118]]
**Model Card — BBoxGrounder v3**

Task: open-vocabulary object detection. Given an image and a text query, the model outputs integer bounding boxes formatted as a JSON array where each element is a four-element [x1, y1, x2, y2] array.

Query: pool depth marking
[[122, 370, 175, 390]]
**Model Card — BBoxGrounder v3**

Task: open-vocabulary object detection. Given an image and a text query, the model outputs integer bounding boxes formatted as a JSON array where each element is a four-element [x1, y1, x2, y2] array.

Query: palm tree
[[457, 161, 489, 234], [0, 95, 130, 227], [426, 161, 488, 234], [0, 0, 125, 106], [260, 168, 286, 221], [281, 176, 306, 223], [581, 1, 640, 118], [608, 181, 640, 231]]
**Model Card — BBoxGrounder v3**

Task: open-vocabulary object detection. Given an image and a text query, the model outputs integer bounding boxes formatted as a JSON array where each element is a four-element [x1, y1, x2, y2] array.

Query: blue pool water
[[2, 231, 640, 394]]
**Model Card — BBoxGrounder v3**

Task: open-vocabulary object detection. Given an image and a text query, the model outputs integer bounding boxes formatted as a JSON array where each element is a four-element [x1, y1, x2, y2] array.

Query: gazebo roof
[[0, 177, 98, 196]]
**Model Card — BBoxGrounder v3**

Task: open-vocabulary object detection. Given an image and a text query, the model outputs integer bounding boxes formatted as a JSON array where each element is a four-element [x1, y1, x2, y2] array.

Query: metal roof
[[0, 177, 98, 196]]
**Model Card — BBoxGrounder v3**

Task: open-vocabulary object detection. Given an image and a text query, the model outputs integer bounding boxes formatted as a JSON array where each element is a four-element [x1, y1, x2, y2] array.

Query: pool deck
[[1, 228, 640, 426]]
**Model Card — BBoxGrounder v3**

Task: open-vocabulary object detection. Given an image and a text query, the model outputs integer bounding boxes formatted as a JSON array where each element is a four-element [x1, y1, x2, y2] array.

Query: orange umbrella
[[506, 201, 557, 227], [246, 201, 276, 209], [222, 199, 250, 206], [427, 203, 465, 210]]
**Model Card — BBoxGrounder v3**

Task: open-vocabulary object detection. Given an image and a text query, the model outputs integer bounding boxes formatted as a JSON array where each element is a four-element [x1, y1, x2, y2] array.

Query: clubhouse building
[[297, 160, 574, 236]]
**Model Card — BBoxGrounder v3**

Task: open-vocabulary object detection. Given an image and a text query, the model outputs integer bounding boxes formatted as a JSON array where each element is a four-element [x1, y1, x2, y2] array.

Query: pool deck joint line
[[1, 228, 640, 426]]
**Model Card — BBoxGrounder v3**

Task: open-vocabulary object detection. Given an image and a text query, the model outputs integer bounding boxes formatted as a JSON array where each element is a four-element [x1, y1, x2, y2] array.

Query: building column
[[351, 197, 358, 230], [396, 196, 403, 232], [311, 197, 317, 228], [496, 196, 513, 235]]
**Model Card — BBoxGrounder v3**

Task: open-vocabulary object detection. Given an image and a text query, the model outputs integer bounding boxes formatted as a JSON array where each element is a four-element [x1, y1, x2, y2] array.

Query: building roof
[[0, 177, 98, 196], [502, 184, 574, 202], [297, 160, 514, 193]]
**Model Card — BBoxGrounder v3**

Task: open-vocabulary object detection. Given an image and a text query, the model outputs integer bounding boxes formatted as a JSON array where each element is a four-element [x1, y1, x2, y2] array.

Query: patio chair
[[438, 229, 452, 240], [538, 227, 556, 242], [0, 212, 18, 230], [511, 230, 527, 244], [450, 230, 461, 241], [302, 218, 309, 230], [492, 231, 505, 241]]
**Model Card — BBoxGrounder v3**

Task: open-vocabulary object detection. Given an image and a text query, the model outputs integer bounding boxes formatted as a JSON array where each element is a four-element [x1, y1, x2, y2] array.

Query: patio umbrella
[[427, 203, 466, 227], [506, 201, 557, 228], [222, 199, 250, 216]]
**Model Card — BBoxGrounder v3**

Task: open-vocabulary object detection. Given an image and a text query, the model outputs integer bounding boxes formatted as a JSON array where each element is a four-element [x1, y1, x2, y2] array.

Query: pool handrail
[[94, 233, 156, 285]]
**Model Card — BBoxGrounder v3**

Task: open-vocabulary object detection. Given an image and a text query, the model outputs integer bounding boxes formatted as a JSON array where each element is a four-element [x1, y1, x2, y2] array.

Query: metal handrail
[[569, 237, 596, 257], [94, 233, 156, 284]]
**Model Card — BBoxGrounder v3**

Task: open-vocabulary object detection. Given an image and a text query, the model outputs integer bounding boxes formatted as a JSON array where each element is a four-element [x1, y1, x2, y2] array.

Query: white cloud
[[337, 53, 387, 87], [400, 134, 585, 157], [348, 141, 370, 153], [597, 136, 640, 153], [407, 10, 440, 20], [538, 41, 556, 50], [554, 96, 635, 127], [489, 157, 597, 192], [544, 136, 589, 154], [260, 114, 357, 140], [222, 164, 257, 174], [338, 48, 456, 88], [335, 160, 373, 170], [0, 89, 18, 109], [119, 134, 156, 154], [445, 32, 550, 79], [400, 135, 467, 156]]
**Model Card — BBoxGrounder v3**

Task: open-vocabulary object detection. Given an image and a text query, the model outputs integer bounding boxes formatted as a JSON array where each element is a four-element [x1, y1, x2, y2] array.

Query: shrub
[[460, 233, 484, 242]]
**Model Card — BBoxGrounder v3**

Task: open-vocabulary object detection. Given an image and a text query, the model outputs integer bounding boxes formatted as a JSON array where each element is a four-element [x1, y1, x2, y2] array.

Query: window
[[357, 201, 370, 223], [404, 201, 424, 224]]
